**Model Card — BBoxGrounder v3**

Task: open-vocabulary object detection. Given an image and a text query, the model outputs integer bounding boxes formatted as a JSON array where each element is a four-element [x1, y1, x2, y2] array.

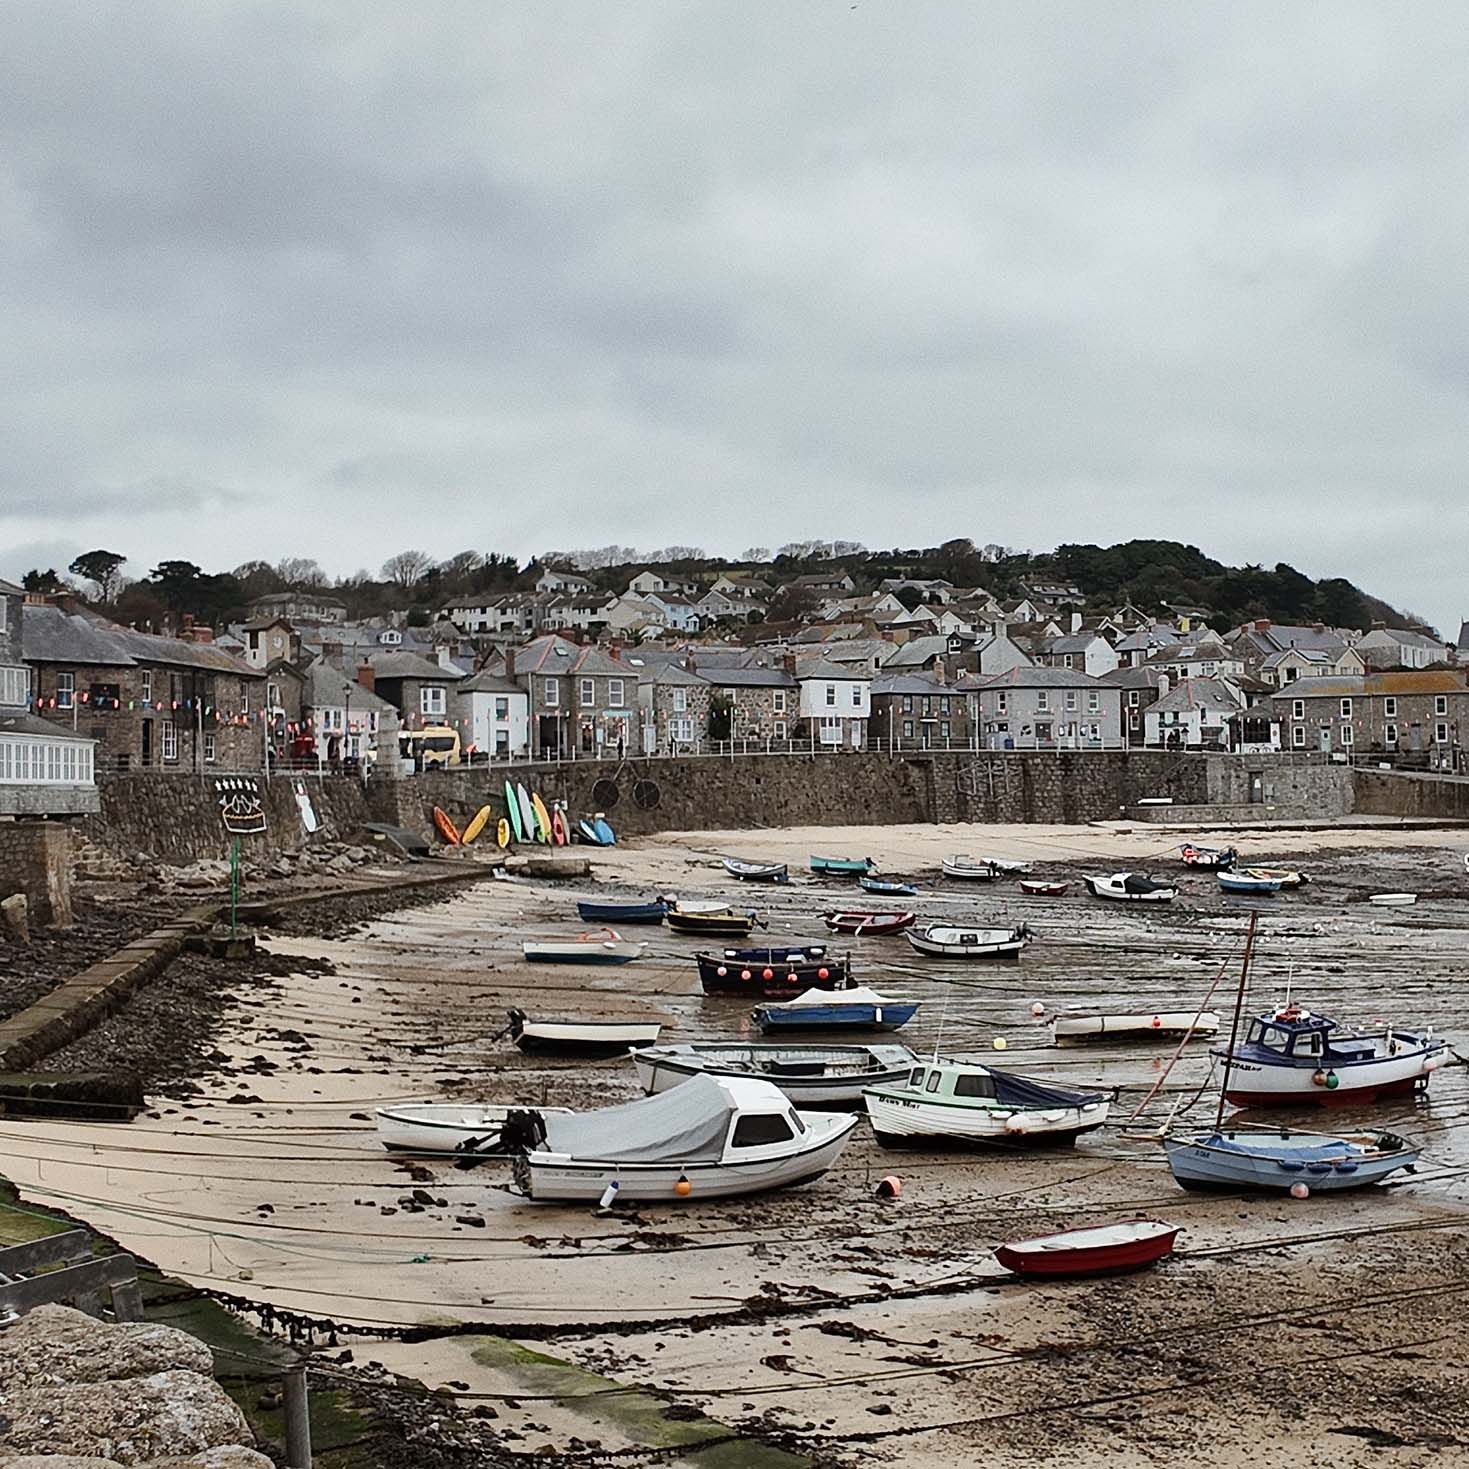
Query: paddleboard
[[504, 781, 523, 842], [462, 805, 492, 845], [432, 806, 462, 845], [496, 817, 511, 849], [293, 779, 319, 835], [516, 784, 535, 841], [530, 791, 553, 845], [593, 815, 616, 846], [551, 808, 569, 846]]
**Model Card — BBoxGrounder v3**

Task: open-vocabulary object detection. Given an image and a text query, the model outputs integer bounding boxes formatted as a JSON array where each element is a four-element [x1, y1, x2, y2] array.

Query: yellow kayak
[[461, 805, 493, 845], [530, 791, 553, 844], [497, 817, 512, 848]]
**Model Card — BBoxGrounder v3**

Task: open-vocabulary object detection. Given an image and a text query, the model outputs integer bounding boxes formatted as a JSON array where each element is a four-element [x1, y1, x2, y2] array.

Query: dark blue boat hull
[[575, 901, 668, 924]]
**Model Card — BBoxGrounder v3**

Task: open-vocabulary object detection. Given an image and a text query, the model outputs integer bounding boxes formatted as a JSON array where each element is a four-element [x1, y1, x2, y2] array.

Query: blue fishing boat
[[753, 986, 919, 1034], [810, 855, 875, 875], [698, 946, 851, 997], [575, 898, 669, 924], [1163, 1129, 1419, 1192], [1218, 871, 1283, 895], [860, 875, 917, 896]]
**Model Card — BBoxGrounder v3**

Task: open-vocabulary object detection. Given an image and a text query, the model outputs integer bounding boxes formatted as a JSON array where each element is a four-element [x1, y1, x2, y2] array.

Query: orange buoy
[[674, 1175, 692, 1197], [875, 1175, 902, 1200]]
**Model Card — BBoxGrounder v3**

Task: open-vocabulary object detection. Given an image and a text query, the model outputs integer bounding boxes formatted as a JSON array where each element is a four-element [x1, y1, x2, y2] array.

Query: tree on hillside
[[1314, 578, 1370, 631], [766, 584, 816, 623], [275, 557, 327, 588], [21, 568, 65, 593], [381, 549, 433, 588], [114, 581, 169, 630], [68, 550, 127, 603], [147, 560, 244, 624], [232, 560, 285, 601]]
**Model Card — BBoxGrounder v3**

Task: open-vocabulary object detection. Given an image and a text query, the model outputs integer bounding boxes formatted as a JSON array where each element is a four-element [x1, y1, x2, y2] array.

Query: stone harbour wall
[[0, 821, 75, 925], [1352, 768, 1469, 820]]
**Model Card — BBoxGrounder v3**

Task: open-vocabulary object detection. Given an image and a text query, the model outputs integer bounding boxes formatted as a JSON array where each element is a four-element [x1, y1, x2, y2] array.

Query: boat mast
[[1214, 911, 1258, 1130]]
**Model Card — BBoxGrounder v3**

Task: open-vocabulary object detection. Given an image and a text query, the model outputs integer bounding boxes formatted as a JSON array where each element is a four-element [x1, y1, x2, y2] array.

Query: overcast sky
[[2, 3, 1466, 631]]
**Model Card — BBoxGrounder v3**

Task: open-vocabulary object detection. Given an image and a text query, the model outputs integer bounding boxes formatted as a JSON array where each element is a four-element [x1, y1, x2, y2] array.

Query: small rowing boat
[[1218, 871, 1283, 895], [809, 855, 876, 874], [575, 898, 669, 924], [1049, 1009, 1220, 1045], [821, 910, 916, 936], [905, 924, 1030, 959], [723, 858, 789, 883], [1369, 892, 1417, 907], [1163, 1128, 1420, 1193], [632, 1041, 919, 1108], [942, 854, 999, 881], [521, 929, 647, 964], [506, 1007, 662, 1056], [375, 1101, 573, 1155], [994, 1219, 1180, 1278], [860, 875, 918, 896], [1018, 879, 1069, 897], [667, 906, 759, 937], [1239, 867, 1308, 887]]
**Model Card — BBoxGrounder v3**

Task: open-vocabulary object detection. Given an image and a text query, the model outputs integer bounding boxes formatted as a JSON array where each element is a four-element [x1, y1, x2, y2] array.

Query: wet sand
[[6, 820, 1469, 1464]]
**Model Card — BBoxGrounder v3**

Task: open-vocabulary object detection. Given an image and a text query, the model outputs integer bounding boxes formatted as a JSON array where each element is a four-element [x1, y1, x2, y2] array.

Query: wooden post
[[282, 1364, 313, 1469]]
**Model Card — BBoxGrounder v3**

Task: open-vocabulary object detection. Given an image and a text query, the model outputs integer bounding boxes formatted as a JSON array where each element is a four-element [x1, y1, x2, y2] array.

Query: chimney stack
[[782, 653, 797, 676], [933, 658, 947, 686], [356, 661, 375, 694], [504, 648, 516, 680]]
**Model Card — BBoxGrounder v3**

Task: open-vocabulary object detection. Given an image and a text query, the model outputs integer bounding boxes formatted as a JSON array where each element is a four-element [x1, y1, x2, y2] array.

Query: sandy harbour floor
[[7, 819, 1469, 1466]]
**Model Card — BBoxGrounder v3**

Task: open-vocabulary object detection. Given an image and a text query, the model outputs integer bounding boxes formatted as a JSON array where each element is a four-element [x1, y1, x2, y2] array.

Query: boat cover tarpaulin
[[781, 986, 892, 1008], [1123, 874, 1172, 895], [989, 1068, 1109, 1108], [538, 1074, 736, 1162]]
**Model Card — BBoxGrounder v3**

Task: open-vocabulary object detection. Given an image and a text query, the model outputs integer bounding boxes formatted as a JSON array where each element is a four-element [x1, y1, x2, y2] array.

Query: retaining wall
[[1352, 769, 1469, 821]]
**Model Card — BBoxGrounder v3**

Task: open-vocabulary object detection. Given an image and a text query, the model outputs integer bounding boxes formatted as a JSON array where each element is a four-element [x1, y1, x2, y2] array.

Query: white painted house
[[458, 668, 529, 758], [796, 656, 871, 748]]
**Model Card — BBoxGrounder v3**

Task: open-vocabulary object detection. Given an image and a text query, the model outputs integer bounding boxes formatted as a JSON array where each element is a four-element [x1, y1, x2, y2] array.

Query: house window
[[772, 690, 786, 714], [940, 697, 951, 715], [901, 695, 913, 715], [1292, 725, 1306, 748], [673, 688, 688, 713], [1435, 722, 1449, 743], [851, 685, 861, 708], [1384, 697, 1397, 717], [580, 678, 595, 708], [1341, 725, 1353, 746], [1339, 699, 1352, 718], [1435, 695, 1448, 716], [825, 684, 836, 707], [162, 722, 178, 762], [902, 720, 914, 739], [1292, 699, 1305, 720], [1062, 654, 1073, 669], [1065, 691, 1078, 712], [495, 696, 509, 720], [1128, 690, 1139, 708], [773, 720, 787, 739], [268, 681, 281, 709], [203, 733, 216, 763], [608, 678, 625, 707], [1036, 692, 1049, 712], [544, 679, 559, 707], [1385, 724, 1398, 746], [420, 686, 446, 717], [921, 697, 932, 717], [55, 672, 75, 709], [940, 721, 951, 739]]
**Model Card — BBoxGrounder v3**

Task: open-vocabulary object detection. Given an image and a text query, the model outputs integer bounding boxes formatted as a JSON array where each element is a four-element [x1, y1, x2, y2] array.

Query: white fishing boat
[[506, 1008, 662, 1056], [1369, 892, 1417, 907], [505, 1075, 859, 1202], [1216, 1003, 1445, 1106], [942, 854, 1000, 880], [375, 1101, 572, 1155], [521, 929, 647, 964], [722, 858, 789, 883], [863, 1059, 1112, 1146], [1083, 872, 1178, 903], [1239, 867, 1308, 888], [1163, 1129, 1419, 1192], [1049, 1009, 1220, 1045], [632, 1041, 917, 1107], [905, 924, 1031, 959]]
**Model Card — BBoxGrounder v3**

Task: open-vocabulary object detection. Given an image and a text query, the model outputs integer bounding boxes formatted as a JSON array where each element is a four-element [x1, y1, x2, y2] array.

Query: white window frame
[[162, 722, 178, 762], [1088, 691, 1100, 713], [772, 690, 786, 714], [56, 671, 74, 709], [1435, 695, 1448, 716], [142, 670, 153, 706], [580, 678, 596, 708], [1341, 724, 1354, 746], [1435, 722, 1449, 743], [543, 678, 559, 708], [850, 684, 861, 708], [1385, 724, 1398, 746], [1384, 697, 1397, 718], [997, 691, 1008, 714], [773, 719, 787, 739], [203, 733, 216, 763], [420, 686, 446, 718], [672, 687, 688, 713], [1292, 699, 1305, 720], [1065, 691, 1078, 712], [1036, 691, 1049, 712], [1339, 698, 1352, 718], [608, 678, 625, 708], [1292, 725, 1306, 748], [825, 684, 837, 708]]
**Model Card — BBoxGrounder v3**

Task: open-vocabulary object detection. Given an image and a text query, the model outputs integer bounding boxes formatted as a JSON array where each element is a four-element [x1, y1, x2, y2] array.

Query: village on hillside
[[6, 541, 1469, 782]]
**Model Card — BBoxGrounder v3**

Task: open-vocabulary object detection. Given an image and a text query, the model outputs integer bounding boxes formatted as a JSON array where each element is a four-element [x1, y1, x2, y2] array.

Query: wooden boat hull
[[575, 901, 668, 924], [1163, 1131, 1419, 1192], [668, 911, 757, 937], [633, 1043, 917, 1107], [1181, 845, 1236, 870], [376, 1103, 572, 1155], [754, 1001, 919, 1033], [698, 952, 851, 997], [1051, 1011, 1219, 1045], [863, 1089, 1110, 1147], [994, 1220, 1180, 1278], [942, 858, 997, 881], [723, 859, 789, 882], [822, 911, 915, 936], [515, 1114, 859, 1201]]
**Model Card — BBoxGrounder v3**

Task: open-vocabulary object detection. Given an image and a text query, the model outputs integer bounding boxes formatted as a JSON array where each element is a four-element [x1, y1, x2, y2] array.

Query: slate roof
[[22, 605, 263, 676], [871, 672, 952, 696], [978, 666, 1111, 689], [650, 663, 710, 688], [796, 656, 870, 681], [368, 650, 462, 681], [0, 709, 95, 741], [1149, 678, 1243, 714], [304, 660, 396, 713], [880, 636, 949, 668], [1270, 672, 1468, 700], [702, 666, 797, 689], [458, 668, 525, 696]]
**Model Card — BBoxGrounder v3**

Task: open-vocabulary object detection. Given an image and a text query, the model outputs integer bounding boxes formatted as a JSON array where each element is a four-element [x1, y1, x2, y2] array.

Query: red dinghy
[[994, 1219, 1179, 1278], [1019, 880, 1069, 897], [821, 911, 916, 936]]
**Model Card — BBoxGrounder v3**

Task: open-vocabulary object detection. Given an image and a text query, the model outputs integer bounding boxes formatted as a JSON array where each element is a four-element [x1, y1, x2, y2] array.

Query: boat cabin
[[1239, 1009, 1375, 1064], [900, 1063, 1000, 1099]]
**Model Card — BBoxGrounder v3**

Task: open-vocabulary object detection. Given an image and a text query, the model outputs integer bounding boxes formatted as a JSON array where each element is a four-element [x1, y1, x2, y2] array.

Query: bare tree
[[441, 550, 484, 579], [275, 556, 327, 587], [381, 550, 433, 588]]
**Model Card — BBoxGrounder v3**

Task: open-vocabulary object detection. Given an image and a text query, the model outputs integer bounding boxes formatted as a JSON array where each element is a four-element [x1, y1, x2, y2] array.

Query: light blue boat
[[810, 855, 875, 875], [753, 986, 919, 1034], [1163, 1128, 1419, 1193], [860, 875, 917, 897], [1218, 871, 1283, 895]]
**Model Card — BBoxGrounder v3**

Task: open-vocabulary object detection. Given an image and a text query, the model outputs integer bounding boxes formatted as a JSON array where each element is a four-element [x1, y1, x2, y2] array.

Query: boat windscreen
[[538, 1074, 737, 1162]]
